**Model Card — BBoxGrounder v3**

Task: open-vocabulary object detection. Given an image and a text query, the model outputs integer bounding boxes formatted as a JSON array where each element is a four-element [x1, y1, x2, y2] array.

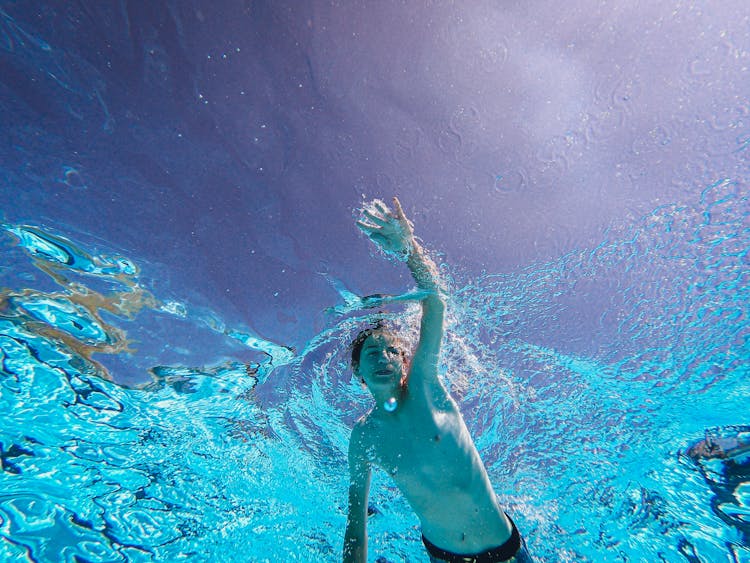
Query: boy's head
[[350, 321, 408, 387]]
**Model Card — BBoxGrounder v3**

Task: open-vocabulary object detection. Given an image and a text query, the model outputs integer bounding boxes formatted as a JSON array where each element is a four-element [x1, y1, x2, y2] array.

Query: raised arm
[[357, 198, 446, 391], [343, 422, 372, 563], [406, 235, 445, 383]]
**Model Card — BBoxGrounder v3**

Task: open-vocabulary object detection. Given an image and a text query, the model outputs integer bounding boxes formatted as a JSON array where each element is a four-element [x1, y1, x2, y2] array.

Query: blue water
[[1, 178, 747, 562]]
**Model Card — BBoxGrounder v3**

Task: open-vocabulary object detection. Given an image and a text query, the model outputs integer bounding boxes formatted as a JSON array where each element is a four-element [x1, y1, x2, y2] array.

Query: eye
[[387, 347, 400, 355]]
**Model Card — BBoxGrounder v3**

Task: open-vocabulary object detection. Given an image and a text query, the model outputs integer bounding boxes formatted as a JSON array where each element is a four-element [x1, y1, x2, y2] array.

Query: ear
[[401, 351, 411, 370]]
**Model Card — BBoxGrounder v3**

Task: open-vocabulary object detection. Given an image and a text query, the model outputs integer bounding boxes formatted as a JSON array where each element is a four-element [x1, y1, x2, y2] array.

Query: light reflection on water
[[0, 180, 748, 562]]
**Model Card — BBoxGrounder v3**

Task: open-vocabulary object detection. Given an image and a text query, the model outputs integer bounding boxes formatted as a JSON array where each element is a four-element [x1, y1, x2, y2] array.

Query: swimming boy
[[343, 198, 532, 563]]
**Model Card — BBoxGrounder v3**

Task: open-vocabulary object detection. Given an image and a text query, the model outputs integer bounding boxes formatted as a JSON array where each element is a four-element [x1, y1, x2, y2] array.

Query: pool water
[[2, 2, 750, 561], [1, 175, 747, 562]]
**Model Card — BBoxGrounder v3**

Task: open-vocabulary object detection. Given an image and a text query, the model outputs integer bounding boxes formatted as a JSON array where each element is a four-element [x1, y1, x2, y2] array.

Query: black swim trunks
[[422, 513, 533, 563]]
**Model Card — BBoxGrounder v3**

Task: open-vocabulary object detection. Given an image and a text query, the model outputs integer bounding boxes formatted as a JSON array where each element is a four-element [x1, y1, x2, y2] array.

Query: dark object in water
[[685, 425, 750, 543]]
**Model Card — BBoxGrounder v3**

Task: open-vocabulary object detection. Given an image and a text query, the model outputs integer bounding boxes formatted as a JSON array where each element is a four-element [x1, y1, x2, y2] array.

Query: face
[[357, 332, 405, 390]]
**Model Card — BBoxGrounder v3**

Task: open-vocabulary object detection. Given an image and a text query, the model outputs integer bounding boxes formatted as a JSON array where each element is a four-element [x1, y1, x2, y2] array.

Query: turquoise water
[[1, 180, 748, 562]]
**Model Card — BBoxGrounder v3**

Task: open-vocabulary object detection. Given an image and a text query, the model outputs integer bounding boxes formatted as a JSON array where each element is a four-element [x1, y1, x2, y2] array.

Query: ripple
[[487, 149, 529, 195], [437, 106, 482, 162], [584, 107, 626, 142], [707, 103, 749, 133], [477, 39, 509, 74], [1, 495, 55, 533], [391, 126, 422, 165], [437, 125, 462, 157], [4, 224, 138, 280], [630, 124, 674, 156], [12, 294, 112, 345], [449, 105, 482, 136], [699, 178, 739, 208], [62, 166, 87, 190], [534, 134, 573, 169], [493, 168, 528, 194], [0, 6, 52, 53], [594, 71, 642, 112]]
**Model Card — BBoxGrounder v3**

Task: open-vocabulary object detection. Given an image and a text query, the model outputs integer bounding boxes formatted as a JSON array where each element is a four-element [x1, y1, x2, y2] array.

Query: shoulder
[[349, 415, 374, 456]]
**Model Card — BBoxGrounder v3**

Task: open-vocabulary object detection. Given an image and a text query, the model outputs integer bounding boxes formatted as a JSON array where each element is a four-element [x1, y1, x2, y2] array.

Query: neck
[[371, 385, 404, 414]]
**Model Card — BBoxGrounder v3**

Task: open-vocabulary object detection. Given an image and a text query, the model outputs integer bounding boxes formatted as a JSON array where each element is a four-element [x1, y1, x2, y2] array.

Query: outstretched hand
[[356, 197, 414, 261]]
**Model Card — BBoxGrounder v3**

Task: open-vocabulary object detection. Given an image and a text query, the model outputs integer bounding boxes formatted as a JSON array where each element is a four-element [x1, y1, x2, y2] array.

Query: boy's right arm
[[343, 423, 371, 563], [356, 197, 447, 400]]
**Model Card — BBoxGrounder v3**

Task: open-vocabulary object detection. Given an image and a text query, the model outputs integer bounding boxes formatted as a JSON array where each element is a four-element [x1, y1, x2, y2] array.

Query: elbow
[[424, 293, 445, 309], [423, 294, 446, 319]]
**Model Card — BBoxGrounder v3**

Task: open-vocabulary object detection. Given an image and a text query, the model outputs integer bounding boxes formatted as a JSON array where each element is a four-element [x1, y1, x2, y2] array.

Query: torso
[[360, 388, 512, 553]]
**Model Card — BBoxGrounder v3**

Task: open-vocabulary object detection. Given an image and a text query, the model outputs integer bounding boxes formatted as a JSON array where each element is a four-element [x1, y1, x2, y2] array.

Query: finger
[[391, 197, 406, 220], [362, 209, 389, 226], [356, 220, 381, 235], [372, 199, 390, 215]]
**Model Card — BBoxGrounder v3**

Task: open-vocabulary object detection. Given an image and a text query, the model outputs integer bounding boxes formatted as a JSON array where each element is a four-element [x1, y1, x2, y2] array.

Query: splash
[[1, 178, 749, 561]]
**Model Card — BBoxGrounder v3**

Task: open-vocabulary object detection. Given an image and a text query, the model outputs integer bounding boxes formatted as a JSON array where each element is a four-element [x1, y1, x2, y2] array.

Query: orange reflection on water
[[3, 224, 161, 382]]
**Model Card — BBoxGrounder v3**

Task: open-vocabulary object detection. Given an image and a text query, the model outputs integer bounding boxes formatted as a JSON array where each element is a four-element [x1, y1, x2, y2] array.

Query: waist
[[422, 513, 522, 563]]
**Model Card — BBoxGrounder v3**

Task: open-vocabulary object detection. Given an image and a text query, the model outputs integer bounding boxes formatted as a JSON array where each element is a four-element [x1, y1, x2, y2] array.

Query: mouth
[[374, 368, 393, 377]]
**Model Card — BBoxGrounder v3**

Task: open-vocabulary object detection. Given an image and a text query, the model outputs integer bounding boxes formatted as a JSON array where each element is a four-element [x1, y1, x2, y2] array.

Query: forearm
[[406, 239, 442, 293], [342, 526, 367, 563], [407, 239, 445, 355]]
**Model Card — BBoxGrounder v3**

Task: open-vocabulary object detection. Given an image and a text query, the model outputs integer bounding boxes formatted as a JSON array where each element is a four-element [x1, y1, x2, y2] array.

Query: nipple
[[383, 397, 398, 412]]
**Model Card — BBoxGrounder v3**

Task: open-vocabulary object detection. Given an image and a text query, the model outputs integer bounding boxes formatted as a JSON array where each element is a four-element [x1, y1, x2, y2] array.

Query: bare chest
[[367, 408, 476, 489]]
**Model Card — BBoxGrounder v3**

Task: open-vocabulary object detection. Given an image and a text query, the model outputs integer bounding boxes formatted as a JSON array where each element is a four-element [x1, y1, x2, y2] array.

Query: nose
[[380, 347, 399, 362], [375, 352, 390, 365]]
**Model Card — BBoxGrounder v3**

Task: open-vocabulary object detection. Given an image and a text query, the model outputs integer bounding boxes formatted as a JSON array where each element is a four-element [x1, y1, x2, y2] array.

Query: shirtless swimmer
[[343, 197, 533, 563]]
